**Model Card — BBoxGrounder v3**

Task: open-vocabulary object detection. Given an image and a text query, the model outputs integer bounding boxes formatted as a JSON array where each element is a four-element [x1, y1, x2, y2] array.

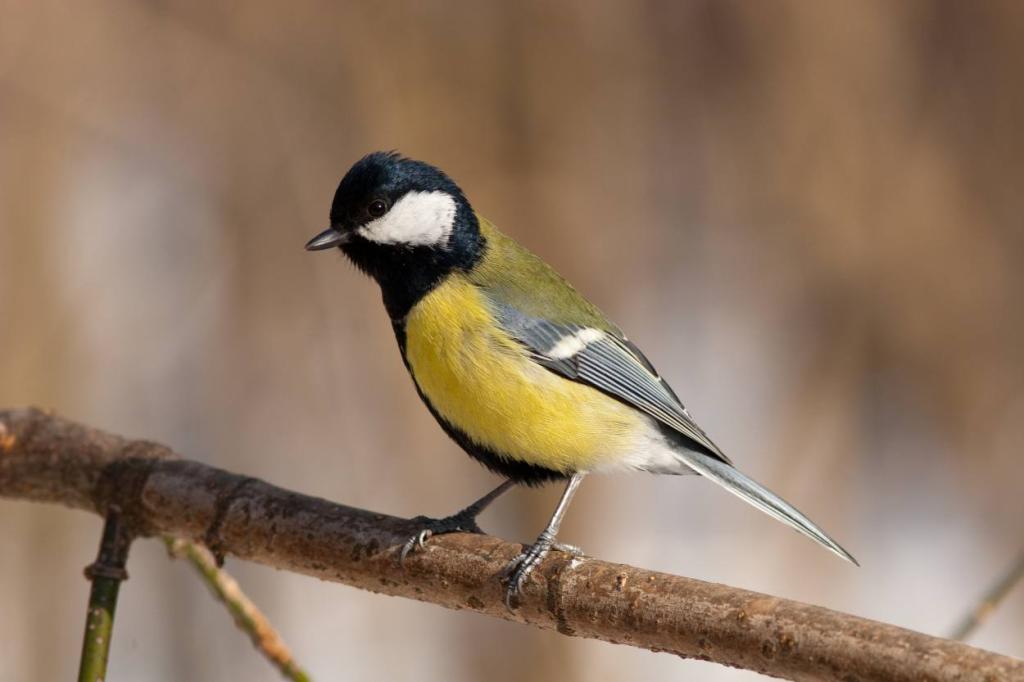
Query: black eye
[[367, 199, 388, 218]]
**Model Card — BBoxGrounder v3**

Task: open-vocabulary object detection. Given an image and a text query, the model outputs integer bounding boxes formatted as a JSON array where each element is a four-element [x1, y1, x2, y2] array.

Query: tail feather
[[677, 449, 859, 566]]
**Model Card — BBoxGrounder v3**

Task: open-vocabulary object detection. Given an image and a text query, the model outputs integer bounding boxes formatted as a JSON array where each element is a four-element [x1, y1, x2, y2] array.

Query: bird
[[305, 151, 857, 604]]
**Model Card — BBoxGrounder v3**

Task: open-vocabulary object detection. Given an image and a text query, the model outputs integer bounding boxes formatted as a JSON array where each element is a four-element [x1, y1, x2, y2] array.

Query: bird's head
[[306, 151, 483, 317], [306, 151, 480, 267]]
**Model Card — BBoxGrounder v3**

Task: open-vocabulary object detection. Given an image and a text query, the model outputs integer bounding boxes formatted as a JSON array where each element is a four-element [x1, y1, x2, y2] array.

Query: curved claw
[[504, 544, 548, 607], [504, 549, 545, 608], [504, 536, 585, 608], [398, 513, 486, 565], [400, 528, 434, 565]]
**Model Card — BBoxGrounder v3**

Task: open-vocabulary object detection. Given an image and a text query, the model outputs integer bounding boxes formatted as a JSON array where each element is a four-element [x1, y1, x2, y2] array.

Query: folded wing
[[488, 297, 731, 465]]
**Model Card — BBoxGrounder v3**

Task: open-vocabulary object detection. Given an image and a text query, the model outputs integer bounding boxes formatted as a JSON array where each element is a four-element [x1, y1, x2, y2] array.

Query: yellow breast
[[403, 276, 644, 473]]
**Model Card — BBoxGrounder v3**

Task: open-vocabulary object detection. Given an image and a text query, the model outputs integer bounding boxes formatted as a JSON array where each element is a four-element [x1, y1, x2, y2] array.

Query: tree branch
[[1, 407, 1020, 682]]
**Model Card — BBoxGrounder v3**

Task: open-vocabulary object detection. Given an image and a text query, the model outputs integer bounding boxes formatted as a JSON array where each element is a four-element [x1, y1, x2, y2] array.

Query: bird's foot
[[399, 511, 484, 563], [503, 532, 583, 607]]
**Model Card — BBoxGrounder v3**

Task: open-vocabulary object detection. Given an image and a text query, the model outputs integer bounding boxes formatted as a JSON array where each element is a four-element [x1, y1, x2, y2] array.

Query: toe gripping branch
[[400, 511, 485, 563], [399, 480, 515, 563]]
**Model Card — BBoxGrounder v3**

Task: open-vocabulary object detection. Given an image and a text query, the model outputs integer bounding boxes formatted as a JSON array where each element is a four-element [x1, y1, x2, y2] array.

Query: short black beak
[[305, 227, 349, 251]]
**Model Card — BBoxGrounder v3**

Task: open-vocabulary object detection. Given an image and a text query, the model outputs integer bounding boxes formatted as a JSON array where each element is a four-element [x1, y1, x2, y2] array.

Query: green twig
[[78, 507, 133, 682], [164, 537, 312, 682], [950, 550, 1024, 641]]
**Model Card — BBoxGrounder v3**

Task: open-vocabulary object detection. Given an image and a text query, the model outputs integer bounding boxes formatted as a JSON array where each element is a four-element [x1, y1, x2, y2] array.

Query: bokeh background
[[2, 1, 1023, 680]]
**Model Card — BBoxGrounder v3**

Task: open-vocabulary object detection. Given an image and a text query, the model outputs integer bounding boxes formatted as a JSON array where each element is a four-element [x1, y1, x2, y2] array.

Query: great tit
[[306, 151, 857, 604]]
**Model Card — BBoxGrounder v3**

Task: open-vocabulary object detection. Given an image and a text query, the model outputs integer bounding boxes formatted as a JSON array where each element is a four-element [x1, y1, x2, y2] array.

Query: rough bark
[[0, 407, 1020, 682]]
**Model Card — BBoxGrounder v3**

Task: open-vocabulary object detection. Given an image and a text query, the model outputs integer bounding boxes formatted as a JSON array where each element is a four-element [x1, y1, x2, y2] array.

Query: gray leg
[[400, 480, 515, 562], [505, 473, 585, 606]]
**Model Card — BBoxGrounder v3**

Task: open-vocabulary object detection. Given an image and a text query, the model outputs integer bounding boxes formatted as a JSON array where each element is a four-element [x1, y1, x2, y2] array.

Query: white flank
[[547, 328, 605, 359], [359, 190, 457, 246], [594, 417, 696, 474]]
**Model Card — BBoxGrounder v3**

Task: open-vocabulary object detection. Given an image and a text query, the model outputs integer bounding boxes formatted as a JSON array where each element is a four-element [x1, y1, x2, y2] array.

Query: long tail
[[677, 449, 859, 566]]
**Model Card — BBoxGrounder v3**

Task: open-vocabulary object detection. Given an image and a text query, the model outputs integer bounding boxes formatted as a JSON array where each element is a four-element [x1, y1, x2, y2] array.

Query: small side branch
[[2, 407, 1022, 682], [164, 538, 311, 682], [78, 507, 133, 682], [950, 550, 1024, 641]]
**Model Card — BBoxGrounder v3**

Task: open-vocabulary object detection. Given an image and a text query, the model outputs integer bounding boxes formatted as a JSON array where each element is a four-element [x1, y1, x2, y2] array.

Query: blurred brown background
[[2, 1, 1022, 680]]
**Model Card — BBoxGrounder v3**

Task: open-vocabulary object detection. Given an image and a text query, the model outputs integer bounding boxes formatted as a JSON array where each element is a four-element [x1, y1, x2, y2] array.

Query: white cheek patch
[[358, 190, 457, 247], [546, 328, 605, 359]]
